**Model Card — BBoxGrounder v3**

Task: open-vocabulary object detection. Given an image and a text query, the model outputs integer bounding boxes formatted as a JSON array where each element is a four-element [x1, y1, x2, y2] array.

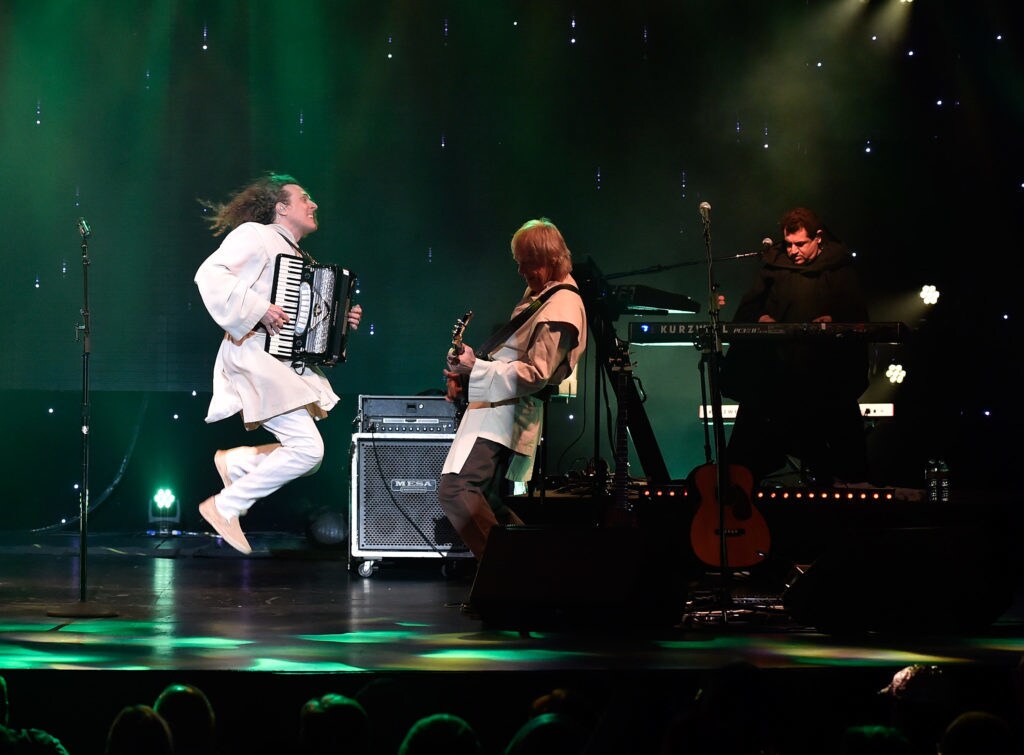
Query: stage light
[[886, 363, 907, 384], [149, 487, 180, 529], [919, 285, 940, 305]]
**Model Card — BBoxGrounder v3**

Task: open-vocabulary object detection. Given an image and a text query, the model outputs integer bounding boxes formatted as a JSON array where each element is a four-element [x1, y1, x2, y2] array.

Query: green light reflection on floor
[[297, 631, 421, 644], [964, 637, 1024, 651], [656, 637, 762, 651], [26, 629, 251, 651], [53, 620, 161, 634], [251, 658, 365, 672], [162, 636, 254, 649], [422, 648, 590, 662], [0, 624, 58, 633], [0, 648, 110, 667]]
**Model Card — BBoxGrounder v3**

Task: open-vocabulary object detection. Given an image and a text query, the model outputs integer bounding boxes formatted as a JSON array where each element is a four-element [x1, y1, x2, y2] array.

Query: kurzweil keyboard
[[266, 255, 355, 366], [628, 320, 907, 345]]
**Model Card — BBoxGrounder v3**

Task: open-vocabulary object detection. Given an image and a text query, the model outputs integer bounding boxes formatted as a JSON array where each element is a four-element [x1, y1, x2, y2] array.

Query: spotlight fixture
[[919, 285, 940, 305], [149, 487, 180, 531], [886, 363, 907, 384]]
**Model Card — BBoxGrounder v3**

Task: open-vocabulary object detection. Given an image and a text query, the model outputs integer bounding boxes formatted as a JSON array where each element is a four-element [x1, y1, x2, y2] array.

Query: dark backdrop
[[1, 0, 1020, 531]]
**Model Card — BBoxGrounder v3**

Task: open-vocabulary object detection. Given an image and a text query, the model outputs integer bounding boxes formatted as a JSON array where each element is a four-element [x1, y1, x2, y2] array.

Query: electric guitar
[[446, 311, 473, 420]]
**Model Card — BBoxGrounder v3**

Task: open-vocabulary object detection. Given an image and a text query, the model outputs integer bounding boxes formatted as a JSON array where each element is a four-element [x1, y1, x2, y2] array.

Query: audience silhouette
[[838, 725, 913, 755], [504, 712, 588, 755], [397, 713, 481, 755], [938, 711, 1014, 755], [4, 659, 1022, 755], [878, 664, 961, 755], [297, 693, 368, 754], [105, 704, 172, 755], [153, 683, 218, 755], [354, 677, 430, 755], [0, 675, 70, 755]]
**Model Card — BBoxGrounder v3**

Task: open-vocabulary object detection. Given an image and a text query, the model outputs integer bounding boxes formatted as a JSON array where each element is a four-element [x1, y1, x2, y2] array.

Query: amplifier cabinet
[[349, 433, 471, 564]]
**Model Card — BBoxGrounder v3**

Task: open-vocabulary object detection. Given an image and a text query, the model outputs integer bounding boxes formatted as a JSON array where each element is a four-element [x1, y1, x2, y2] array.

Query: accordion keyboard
[[266, 254, 352, 366]]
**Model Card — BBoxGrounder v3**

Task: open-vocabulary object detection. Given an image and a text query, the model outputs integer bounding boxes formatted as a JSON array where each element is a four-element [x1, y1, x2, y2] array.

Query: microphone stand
[[697, 206, 737, 623], [48, 219, 117, 619], [603, 250, 762, 281]]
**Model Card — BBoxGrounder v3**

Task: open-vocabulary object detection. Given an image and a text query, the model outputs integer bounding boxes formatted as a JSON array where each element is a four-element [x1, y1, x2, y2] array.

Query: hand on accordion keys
[[260, 304, 291, 336]]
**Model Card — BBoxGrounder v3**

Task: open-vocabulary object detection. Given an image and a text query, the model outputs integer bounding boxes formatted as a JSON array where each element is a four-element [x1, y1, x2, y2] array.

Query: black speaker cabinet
[[467, 525, 692, 630], [782, 526, 1013, 634], [350, 433, 471, 565]]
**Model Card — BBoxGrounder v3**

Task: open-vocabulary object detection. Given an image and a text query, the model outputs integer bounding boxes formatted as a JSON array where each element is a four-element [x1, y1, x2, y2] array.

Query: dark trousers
[[438, 438, 522, 560]]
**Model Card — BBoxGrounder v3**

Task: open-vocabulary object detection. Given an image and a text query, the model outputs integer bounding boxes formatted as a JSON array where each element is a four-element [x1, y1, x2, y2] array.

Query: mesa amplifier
[[349, 432, 471, 562], [357, 394, 457, 433]]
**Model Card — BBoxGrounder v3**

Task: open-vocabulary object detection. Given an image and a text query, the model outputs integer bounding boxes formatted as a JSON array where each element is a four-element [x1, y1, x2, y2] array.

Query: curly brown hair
[[200, 173, 298, 236]]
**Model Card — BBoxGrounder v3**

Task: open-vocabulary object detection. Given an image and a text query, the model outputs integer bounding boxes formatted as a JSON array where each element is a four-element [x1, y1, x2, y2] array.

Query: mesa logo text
[[389, 479, 438, 493]]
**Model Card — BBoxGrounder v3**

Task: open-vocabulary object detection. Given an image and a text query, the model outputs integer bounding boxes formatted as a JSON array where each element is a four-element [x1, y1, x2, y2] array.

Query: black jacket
[[721, 234, 869, 404]]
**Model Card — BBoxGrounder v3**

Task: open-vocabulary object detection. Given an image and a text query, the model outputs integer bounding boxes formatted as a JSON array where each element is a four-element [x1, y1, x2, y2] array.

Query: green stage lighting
[[149, 487, 180, 526]]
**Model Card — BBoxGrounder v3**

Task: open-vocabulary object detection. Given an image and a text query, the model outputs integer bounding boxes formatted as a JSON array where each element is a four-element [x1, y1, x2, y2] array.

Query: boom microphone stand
[[683, 203, 773, 628], [700, 203, 736, 620], [48, 218, 117, 618]]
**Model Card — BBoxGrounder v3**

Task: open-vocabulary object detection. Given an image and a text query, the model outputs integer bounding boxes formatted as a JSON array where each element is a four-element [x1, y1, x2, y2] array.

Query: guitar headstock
[[451, 310, 474, 352]]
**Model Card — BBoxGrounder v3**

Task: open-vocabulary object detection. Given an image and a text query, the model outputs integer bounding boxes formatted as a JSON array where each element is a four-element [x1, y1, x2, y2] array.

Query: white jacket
[[194, 222, 339, 427]]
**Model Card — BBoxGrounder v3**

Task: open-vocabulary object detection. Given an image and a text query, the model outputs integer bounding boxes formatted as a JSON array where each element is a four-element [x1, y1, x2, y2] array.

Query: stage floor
[[1, 528, 1021, 754], [1, 529, 1022, 672]]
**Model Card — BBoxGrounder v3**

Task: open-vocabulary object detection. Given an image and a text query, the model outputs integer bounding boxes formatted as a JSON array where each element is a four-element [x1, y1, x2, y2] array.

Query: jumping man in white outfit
[[194, 173, 363, 554]]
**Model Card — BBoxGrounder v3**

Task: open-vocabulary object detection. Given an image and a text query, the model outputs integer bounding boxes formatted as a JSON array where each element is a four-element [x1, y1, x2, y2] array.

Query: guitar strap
[[474, 284, 581, 358]]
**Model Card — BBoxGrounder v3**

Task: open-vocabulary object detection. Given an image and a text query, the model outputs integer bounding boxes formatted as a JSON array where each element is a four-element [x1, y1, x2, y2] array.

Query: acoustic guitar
[[689, 462, 770, 568]]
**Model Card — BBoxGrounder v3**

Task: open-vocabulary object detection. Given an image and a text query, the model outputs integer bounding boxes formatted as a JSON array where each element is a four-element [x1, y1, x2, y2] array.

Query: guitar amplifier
[[357, 394, 457, 433], [349, 433, 471, 566]]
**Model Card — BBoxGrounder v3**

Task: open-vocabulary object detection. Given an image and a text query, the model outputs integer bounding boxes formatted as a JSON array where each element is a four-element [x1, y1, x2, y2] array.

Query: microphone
[[761, 237, 773, 251], [77, 218, 91, 238], [698, 202, 711, 223]]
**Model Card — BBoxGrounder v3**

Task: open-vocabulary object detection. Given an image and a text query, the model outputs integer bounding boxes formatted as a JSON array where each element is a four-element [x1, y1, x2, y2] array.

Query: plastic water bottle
[[925, 459, 939, 503], [936, 460, 951, 503]]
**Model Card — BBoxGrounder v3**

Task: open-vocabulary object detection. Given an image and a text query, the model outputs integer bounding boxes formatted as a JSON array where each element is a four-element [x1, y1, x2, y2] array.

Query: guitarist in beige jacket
[[440, 219, 586, 560]]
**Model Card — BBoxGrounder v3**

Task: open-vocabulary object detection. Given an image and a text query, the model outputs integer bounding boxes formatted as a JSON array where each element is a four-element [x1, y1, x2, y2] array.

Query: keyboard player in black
[[720, 207, 869, 487], [194, 173, 363, 553]]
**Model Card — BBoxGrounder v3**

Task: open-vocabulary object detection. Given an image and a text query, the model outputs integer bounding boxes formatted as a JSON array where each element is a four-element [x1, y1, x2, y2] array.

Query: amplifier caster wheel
[[356, 560, 376, 578]]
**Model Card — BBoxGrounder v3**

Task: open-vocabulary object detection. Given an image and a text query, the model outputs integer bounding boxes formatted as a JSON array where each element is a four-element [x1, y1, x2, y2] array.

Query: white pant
[[214, 408, 324, 520]]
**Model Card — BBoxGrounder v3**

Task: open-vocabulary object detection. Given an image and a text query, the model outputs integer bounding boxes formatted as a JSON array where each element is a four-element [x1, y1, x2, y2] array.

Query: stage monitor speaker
[[350, 432, 471, 560], [468, 525, 691, 631], [782, 526, 1013, 635]]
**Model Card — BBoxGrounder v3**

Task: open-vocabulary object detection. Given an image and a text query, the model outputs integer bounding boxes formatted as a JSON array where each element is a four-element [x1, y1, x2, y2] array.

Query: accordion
[[265, 254, 355, 367]]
